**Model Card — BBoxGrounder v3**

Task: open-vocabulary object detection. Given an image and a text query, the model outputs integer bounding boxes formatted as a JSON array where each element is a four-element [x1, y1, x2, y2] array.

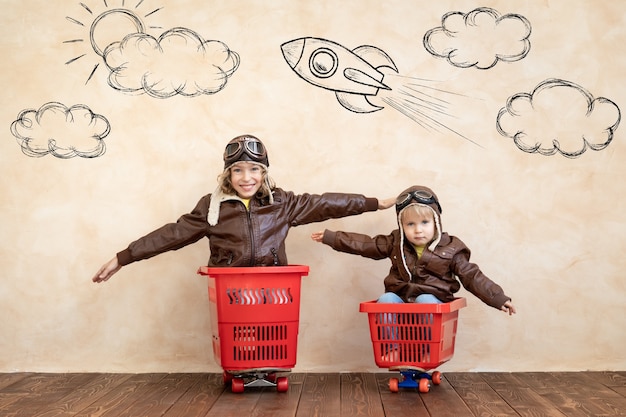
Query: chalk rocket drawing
[[64, 1, 240, 98], [496, 78, 621, 158], [423, 7, 531, 70], [281, 37, 398, 113], [281, 36, 482, 146], [383, 75, 487, 146], [10, 102, 111, 159]]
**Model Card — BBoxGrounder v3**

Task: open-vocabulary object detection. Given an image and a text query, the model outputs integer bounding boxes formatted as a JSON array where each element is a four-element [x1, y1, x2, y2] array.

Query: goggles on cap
[[223, 136, 268, 167], [396, 190, 442, 213]]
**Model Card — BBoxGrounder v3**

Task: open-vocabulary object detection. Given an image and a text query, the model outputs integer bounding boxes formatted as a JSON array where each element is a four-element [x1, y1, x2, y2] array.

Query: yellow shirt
[[241, 198, 250, 210], [413, 244, 425, 259]]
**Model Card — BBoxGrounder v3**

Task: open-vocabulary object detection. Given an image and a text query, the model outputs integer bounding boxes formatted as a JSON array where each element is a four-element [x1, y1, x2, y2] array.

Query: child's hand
[[311, 231, 324, 242], [92, 257, 121, 283], [378, 197, 396, 210], [501, 300, 516, 315]]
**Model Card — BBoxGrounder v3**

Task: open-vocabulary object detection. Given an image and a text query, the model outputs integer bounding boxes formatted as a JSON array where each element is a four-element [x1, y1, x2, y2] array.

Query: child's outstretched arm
[[310, 229, 392, 260]]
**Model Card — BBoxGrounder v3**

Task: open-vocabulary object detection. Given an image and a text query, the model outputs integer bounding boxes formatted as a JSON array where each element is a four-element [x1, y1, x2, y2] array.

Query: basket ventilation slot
[[226, 288, 293, 305]]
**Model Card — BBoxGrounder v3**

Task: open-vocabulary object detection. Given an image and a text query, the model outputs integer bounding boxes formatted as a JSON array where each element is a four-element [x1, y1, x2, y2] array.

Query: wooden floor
[[0, 372, 625, 416]]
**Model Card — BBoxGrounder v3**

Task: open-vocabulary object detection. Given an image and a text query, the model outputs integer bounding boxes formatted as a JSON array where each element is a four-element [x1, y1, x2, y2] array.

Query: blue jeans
[[377, 292, 443, 304]]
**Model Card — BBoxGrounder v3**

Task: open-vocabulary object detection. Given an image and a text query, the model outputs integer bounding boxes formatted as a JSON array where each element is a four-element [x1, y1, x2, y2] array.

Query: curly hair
[[217, 162, 276, 199]]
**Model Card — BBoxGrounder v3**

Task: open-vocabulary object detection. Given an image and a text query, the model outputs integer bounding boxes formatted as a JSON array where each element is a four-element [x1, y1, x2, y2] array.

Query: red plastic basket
[[197, 265, 309, 371], [359, 298, 466, 370]]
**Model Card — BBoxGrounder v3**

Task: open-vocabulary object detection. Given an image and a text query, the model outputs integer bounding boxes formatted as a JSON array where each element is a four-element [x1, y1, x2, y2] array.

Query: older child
[[311, 185, 516, 314], [93, 134, 395, 283]]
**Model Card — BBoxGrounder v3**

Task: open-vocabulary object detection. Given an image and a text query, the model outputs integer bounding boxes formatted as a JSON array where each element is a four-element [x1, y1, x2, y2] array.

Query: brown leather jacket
[[117, 188, 379, 267], [322, 228, 511, 310]]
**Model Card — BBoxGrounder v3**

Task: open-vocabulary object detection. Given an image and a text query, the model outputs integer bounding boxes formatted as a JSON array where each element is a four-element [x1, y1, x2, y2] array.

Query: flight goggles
[[395, 190, 442, 213], [223, 136, 268, 168]]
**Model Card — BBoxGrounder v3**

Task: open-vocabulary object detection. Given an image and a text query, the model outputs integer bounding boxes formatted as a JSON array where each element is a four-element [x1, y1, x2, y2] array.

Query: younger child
[[311, 185, 516, 314]]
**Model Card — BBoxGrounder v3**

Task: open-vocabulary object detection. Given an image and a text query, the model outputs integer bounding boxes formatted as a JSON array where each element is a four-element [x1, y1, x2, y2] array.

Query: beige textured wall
[[1, 0, 625, 373]]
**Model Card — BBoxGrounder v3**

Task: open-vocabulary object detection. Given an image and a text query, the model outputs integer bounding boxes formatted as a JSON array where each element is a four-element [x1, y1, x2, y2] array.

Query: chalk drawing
[[497, 78, 620, 158], [64, 1, 240, 98], [10, 102, 111, 159]]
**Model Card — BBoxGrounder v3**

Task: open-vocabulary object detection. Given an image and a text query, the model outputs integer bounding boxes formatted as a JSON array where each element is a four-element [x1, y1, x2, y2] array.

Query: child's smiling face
[[230, 162, 263, 199]]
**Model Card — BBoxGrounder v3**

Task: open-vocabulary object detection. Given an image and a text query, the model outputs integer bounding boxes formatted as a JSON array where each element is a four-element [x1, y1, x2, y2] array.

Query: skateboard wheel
[[231, 378, 245, 393], [222, 371, 233, 385], [266, 373, 277, 383], [418, 378, 430, 393], [389, 378, 399, 393], [276, 376, 289, 392], [431, 371, 442, 385]]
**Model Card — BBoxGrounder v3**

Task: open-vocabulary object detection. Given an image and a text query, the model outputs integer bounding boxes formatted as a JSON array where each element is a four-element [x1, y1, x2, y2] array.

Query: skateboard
[[388, 365, 442, 393], [222, 367, 292, 393]]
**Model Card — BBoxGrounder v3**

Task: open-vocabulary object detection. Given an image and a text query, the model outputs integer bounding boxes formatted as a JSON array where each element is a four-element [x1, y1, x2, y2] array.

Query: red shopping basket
[[359, 298, 466, 370], [197, 265, 309, 372]]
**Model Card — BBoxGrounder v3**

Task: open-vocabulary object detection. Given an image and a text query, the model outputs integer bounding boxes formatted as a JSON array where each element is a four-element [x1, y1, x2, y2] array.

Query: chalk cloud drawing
[[10, 102, 111, 159], [104, 28, 240, 98], [281, 37, 398, 113], [496, 79, 621, 158], [423, 7, 531, 70], [64, 1, 240, 98]]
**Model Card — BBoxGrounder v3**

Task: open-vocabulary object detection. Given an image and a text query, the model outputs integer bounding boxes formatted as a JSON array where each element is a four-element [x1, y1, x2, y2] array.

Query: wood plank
[[111, 373, 199, 417], [1, 373, 99, 417], [73, 373, 168, 417], [250, 373, 305, 417], [295, 373, 341, 417], [203, 378, 264, 417], [374, 373, 429, 415], [0, 373, 31, 390], [340, 373, 385, 417], [419, 373, 475, 417], [551, 372, 626, 416], [514, 372, 604, 417], [445, 372, 519, 416], [32, 374, 133, 417], [0, 373, 33, 413], [585, 371, 626, 397], [0, 373, 61, 394], [0, 372, 624, 416], [162, 373, 225, 417], [481, 372, 568, 417], [585, 371, 626, 388], [0, 393, 30, 413], [611, 386, 626, 398]]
